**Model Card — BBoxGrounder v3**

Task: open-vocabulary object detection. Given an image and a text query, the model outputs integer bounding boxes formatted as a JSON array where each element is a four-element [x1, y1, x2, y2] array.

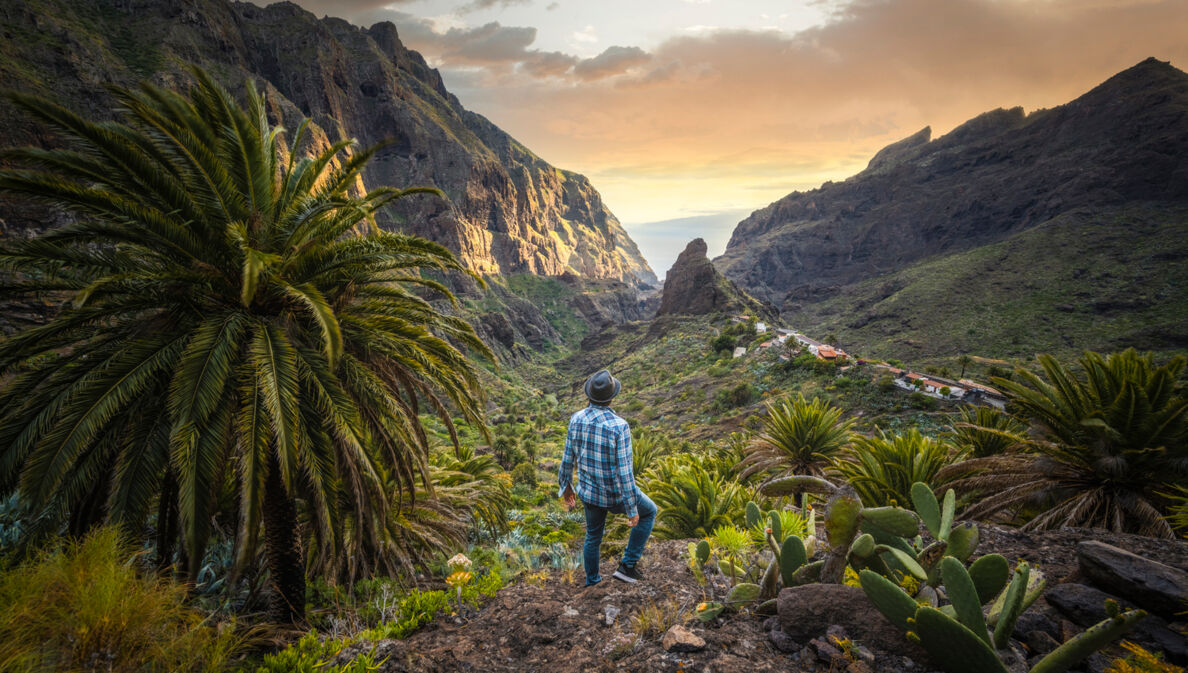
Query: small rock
[[826, 624, 848, 640], [809, 637, 843, 664], [799, 645, 815, 663], [561, 605, 579, 618], [1025, 630, 1059, 657], [762, 616, 780, 632], [1012, 611, 1060, 641], [661, 624, 706, 653], [855, 645, 875, 665], [847, 662, 874, 673], [768, 628, 799, 653], [1077, 541, 1188, 620], [777, 584, 926, 657], [603, 605, 619, 626]]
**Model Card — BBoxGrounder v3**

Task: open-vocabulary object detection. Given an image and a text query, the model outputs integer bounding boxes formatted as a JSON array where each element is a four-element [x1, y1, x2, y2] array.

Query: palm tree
[[0, 67, 491, 622], [942, 406, 1028, 458], [646, 459, 744, 539], [835, 429, 963, 507], [939, 350, 1187, 538], [957, 354, 973, 379], [737, 394, 853, 481]]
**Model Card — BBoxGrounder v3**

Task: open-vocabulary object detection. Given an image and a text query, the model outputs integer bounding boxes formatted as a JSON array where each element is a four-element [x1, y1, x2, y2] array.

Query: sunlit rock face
[[0, 0, 656, 287]]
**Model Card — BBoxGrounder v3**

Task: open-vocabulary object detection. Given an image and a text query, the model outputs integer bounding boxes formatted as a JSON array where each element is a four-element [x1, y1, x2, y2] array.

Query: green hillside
[[788, 205, 1188, 367]]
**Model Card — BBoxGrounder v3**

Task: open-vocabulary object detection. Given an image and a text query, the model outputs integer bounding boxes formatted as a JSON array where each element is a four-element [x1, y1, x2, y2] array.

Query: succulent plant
[[860, 560, 1146, 673], [760, 475, 924, 584]]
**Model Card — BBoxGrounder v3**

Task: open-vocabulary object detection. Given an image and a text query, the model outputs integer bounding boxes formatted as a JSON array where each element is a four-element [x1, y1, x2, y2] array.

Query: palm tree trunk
[[156, 470, 179, 570], [263, 451, 305, 624]]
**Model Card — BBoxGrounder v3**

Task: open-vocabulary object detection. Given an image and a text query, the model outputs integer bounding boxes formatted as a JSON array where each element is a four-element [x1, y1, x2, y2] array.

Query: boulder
[[1077, 540, 1188, 620], [1045, 582, 1188, 665], [776, 584, 925, 658], [661, 624, 706, 653]]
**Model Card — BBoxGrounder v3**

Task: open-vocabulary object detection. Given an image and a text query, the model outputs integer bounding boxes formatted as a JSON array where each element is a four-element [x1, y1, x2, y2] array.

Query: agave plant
[[0, 67, 491, 621], [943, 406, 1028, 458], [835, 429, 963, 507], [939, 350, 1188, 538], [738, 395, 853, 481]]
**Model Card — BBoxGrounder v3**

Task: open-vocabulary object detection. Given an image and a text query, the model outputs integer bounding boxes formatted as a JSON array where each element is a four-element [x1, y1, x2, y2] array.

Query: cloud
[[356, 9, 650, 82], [323, 0, 1188, 224], [573, 46, 651, 80], [455, 0, 532, 15], [438, 0, 1188, 223], [572, 25, 598, 44]]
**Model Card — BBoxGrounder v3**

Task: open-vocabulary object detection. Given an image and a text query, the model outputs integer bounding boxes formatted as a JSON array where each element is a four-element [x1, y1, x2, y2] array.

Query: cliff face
[[0, 0, 656, 287], [657, 238, 770, 318], [716, 58, 1188, 312]]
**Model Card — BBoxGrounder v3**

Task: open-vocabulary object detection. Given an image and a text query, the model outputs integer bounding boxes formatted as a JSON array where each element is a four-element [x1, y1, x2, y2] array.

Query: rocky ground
[[338, 525, 1187, 673]]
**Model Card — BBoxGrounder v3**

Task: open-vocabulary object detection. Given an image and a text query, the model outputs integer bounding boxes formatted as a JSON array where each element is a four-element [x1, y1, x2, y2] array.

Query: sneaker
[[612, 562, 643, 583]]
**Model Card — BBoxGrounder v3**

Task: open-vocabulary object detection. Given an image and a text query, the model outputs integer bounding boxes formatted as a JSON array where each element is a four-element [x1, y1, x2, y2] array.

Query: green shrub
[[0, 528, 240, 673], [876, 374, 896, 392], [251, 632, 383, 673], [511, 462, 538, 488], [909, 392, 938, 410], [715, 382, 757, 410], [711, 334, 737, 354]]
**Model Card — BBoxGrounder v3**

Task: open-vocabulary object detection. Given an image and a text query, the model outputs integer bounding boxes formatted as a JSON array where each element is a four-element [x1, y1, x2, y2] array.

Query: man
[[557, 369, 658, 586]]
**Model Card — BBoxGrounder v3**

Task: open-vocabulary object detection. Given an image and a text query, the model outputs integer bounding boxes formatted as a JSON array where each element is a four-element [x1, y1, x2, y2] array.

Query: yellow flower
[[696, 602, 709, 612], [446, 570, 473, 588]]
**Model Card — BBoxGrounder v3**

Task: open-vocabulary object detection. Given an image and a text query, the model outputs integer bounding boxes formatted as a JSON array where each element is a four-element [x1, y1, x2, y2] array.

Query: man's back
[[560, 403, 637, 517], [559, 370, 656, 586]]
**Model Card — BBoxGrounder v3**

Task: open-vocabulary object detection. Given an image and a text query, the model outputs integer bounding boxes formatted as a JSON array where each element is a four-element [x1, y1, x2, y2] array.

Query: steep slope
[[0, 0, 656, 287], [715, 58, 1188, 357], [656, 238, 772, 319]]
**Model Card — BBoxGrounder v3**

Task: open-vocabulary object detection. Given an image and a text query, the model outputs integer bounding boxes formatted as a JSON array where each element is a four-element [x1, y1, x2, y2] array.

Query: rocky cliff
[[657, 239, 771, 318], [0, 0, 656, 287], [714, 57, 1188, 358]]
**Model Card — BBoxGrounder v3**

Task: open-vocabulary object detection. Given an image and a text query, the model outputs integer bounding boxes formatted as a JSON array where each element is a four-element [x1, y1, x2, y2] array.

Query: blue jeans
[[582, 487, 657, 586]]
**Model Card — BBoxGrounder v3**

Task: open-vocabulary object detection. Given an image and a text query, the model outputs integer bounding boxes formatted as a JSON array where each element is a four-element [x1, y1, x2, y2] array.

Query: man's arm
[[558, 418, 578, 507], [615, 422, 638, 521]]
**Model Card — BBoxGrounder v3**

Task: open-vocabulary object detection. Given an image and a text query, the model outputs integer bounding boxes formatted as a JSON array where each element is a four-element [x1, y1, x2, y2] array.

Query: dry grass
[[0, 527, 242, 673], [630, 598, 690, 640]]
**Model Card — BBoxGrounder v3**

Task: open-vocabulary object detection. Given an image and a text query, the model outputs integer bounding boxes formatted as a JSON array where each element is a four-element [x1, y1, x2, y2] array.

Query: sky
[[284, 0, 1188, 277]]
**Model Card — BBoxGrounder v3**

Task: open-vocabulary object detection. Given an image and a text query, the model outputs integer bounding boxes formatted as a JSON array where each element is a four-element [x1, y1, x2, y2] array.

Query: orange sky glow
[[291, 0, 1188, 273]]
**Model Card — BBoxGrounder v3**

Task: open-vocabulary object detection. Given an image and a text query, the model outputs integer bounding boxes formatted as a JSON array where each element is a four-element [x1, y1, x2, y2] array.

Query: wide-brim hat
[[584, 369, 621, 404]]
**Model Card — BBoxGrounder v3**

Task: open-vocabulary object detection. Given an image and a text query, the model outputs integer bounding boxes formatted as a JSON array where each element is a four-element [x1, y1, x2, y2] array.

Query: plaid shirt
[[557, 403, 637, 517]]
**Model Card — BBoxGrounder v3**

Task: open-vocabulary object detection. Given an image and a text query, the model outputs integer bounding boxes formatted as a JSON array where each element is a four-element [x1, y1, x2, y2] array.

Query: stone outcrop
[[715, 58, 1188, 347], [775, 584, 925, 658], [656, 238, 771, 318], [1076, 540, 1188, 620], [0, 0, 655, 287]]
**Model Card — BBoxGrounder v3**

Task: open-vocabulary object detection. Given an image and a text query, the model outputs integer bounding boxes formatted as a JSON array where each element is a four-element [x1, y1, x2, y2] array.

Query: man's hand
[[562, 487, 577, 510], [627, 514, 639, 527]]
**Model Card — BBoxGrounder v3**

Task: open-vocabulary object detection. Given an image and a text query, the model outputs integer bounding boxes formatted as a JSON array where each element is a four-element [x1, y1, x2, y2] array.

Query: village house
[[816, 346, 849, 362], [755, 322, 767, 334], [732, 346, 747, 359]]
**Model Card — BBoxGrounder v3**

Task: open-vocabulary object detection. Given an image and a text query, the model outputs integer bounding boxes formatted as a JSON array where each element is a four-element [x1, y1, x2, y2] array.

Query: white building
[[755, 322, 768, 334], [733, 346, 747, 359]]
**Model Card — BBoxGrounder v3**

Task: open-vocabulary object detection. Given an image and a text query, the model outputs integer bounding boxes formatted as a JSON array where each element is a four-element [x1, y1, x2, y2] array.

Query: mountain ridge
[[715, 57, 1188, 359], [0, 0, 656, 288]]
